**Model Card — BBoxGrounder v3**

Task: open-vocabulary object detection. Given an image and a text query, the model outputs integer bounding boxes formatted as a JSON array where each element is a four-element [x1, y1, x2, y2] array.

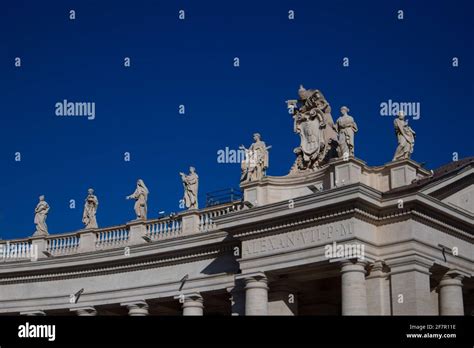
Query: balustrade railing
[[46, 234, 80, 256], [95, 226, 130, 250], [0, 239, 34, 261], [199, 202, 243, 232], [146, 217, 182, 241], [0, 200, 244, 260]]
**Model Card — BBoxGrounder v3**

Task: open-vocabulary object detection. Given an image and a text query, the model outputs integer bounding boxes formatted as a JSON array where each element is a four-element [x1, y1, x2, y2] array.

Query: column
[[341, 260, 368, 315], [242, 272, 268, 316], [439, 272, 464, 315], [181, 293, 204, 316], [121, 301, 149, 316], [365, 260, 391, 315], [70, 306, 97, 316]]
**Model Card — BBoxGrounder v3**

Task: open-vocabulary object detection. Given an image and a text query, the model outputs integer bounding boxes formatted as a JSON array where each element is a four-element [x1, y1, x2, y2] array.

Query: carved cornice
[[220, 184, 473, 242], [0, 241, 235, 285], [0, 230, 230, 272], [217, 183, 382, 228]]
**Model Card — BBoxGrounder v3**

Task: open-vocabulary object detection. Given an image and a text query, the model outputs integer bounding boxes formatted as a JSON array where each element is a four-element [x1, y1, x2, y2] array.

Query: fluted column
[[439, 272, 464, 315], [70, 306, 97, 316], [341, 260, 368, 315], [122, 301, 149, 316], [242, 272, 268, 315]]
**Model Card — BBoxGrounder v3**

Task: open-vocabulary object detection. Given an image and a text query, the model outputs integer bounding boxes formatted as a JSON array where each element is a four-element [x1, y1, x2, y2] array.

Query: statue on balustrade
[[393, 111, 416, 161], [82, 188, 99, 229], [240, 133, 270, 183], [126, 179, 149, 220], [180, 166, 199, 209], [33, 195, 50, 236], [335, 106, 358, 158], [287, 85, 339, 173]]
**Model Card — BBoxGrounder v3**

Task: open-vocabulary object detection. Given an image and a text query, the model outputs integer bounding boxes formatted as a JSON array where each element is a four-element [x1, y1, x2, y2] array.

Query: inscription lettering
[[243, 222, 354, 256]]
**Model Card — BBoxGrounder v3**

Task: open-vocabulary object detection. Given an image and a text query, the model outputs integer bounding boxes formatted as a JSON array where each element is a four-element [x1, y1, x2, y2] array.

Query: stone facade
[[0, 157, 473, 316]]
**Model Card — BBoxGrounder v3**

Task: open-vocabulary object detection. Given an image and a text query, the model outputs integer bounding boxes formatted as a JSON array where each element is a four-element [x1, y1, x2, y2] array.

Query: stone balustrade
[[95, 226, 130, 250], [0, 239, 33, 260], [199, 202, 243, 232], [46, 233, 80, 256], [146, 217, 182, 241], [0, 201, 243, 261]]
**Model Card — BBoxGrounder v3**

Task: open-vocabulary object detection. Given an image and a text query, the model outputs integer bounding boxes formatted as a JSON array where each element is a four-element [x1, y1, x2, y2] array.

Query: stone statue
[[82, 188, 98, 229], [33, 195, 50, 236], [288, 85, 339, 173], [393, 111, 416, 161], [180, 167, 199, 209], [335, 106, 358, 157], [126, 179, 149, 220], [240, 133, 270, 183]]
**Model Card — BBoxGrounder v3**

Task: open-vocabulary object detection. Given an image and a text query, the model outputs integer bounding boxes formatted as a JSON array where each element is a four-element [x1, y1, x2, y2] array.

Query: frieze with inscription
[[243, 221, 355, 257]]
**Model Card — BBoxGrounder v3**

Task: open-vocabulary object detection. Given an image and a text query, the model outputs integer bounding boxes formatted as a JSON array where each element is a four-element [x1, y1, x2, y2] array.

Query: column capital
[[183, 295, 203, 305], [370, 259, 385, 271], [366, 260, 389, 279], [340, 259, 368, 275], [236, 271, 267, 283], [174, 292, 204, 316], [174, 292, 203, 302], [439, 271, 465, 288], [121, 300, 149, 316], [70, 306, 97, 316]]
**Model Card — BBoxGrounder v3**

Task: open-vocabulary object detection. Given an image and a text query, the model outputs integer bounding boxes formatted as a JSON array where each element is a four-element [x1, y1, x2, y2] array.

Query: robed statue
[[240, 133, 270, 183], [393, 111, 416, 161], [335, 106, 358, 157], [126, 179, 149, 220], [33, 195, 50, 236], [82, 188, 99, 229], [180, 167, 199, 209]]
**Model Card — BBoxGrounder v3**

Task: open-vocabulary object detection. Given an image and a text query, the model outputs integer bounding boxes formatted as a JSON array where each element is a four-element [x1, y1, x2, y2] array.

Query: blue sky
[[0, 0, 473, 239]]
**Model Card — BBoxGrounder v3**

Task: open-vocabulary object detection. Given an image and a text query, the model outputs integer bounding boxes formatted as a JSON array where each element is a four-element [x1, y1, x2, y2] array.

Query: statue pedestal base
[[240, 157, 431, 206], [385, 160, 420, 190], [181, 210, 200, 236], [126, 220, 147, 245]]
